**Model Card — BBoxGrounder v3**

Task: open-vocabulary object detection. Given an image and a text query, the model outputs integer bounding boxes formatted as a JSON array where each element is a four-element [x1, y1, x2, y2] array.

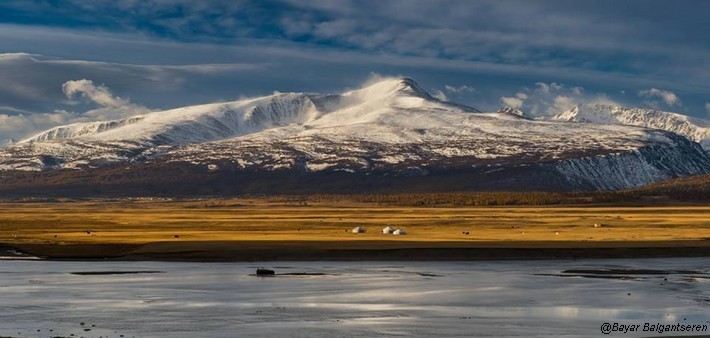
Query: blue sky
[[0, 0, 708, 142]]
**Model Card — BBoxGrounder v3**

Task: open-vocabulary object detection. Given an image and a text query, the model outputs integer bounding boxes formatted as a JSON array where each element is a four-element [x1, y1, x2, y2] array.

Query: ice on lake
[[0, 258, 708, 337]]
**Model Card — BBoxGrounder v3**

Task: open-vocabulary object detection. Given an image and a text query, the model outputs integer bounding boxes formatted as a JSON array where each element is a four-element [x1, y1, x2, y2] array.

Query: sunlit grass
[[1, 198, 708, 245]]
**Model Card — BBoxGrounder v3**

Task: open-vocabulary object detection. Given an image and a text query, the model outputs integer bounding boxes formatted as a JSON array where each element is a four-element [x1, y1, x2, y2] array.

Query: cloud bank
[[500, 82, 620, 118], [638, 88, 681, 108], [500, 92, 528, 109]]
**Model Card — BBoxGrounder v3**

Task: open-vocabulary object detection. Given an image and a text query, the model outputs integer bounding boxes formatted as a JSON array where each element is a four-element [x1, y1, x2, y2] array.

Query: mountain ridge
[[1, 77, 709, 194], [551, 104, 710, 150]]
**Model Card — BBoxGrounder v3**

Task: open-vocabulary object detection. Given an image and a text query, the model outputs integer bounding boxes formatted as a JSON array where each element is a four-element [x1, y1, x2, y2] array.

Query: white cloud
[[586, 95, 622, 107], [444, 84, 476, 94], [501, 82, 619, 117], [359, 72, 406, 88], [314, 19, 358, 39], [534, 82, 564, 94], [535, 82, 550, 93], [638, 88, 681, 107], [500, 96, 524, 109], [431, 89, 448, 101], [63, 79, 130, 108], [548, 96, 577, 115], [62, 79, 149, 120], [500, 92, 529, 109], [0, 111, 75, 145]]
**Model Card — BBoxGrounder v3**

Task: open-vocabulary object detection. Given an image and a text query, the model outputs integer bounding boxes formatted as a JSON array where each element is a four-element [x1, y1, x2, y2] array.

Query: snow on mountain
[[21, 93, 321, 145], [551, 104, 710, 150], [496, 106, 527, 118], [21, 117, 145, 143], [1, 77, 709, 191]]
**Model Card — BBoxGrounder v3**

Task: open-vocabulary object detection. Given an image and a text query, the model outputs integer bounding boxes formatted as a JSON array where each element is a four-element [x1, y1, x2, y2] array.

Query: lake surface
[[0, 258, 708, 337]]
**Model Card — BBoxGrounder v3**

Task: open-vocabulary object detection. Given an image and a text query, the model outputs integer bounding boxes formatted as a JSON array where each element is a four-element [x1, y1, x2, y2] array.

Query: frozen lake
[[0, 258, 708, 337]]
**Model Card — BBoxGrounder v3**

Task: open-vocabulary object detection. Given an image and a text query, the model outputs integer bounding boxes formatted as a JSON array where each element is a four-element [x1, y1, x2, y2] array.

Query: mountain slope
[[551, 104, 710, 150], [0, 78, 709, 194], [22, 93, 322, 145]]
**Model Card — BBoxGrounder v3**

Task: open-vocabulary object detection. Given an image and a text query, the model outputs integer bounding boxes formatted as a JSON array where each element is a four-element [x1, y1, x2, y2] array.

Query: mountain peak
[[497, 106, 527, 118], [347, 77, 432, 100], [392, 77, 431, 98], [396, 77, 428, 93]]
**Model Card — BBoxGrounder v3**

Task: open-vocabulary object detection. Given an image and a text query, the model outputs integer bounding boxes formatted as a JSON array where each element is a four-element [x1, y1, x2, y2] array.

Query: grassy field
[[1, 198, 709, 246]]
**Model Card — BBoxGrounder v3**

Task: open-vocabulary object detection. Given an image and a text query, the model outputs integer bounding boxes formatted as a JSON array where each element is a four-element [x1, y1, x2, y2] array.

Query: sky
[[0, 0, 709, 143]]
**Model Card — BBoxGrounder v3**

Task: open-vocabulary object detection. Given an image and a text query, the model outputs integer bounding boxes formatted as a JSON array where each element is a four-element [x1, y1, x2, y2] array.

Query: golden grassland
[[1, 198, 709, 246]]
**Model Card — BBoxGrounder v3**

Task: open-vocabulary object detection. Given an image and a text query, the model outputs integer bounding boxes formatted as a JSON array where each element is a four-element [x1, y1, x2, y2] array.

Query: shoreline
[[4, 240, 710, 262]]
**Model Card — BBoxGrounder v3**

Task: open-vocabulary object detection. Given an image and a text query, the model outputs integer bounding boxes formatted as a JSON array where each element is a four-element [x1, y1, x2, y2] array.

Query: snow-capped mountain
[[496, 106, 527, 118], [0, 78, 709, 194], [551, 104, 710, 150]]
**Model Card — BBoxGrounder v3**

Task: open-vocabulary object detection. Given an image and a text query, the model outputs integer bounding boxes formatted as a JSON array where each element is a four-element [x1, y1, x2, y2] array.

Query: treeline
[[272, 192, 604, 206], [268, 174, 710, 206], [308, 192, 571, 206], [621, 173, 710, 201]]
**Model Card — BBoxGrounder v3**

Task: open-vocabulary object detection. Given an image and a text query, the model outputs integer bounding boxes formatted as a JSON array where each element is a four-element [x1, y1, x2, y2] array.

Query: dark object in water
[[417, 273, 443, 277], [256, 268, 275, 276]]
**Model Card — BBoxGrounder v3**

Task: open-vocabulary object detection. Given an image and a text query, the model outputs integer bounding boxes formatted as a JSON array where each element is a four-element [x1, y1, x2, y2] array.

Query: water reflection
[[0, 258, 707, 337]]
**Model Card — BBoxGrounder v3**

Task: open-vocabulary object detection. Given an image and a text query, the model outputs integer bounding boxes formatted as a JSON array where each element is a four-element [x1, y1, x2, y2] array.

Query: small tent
[[393, 229, 407, 235], [352, 226, 366, 233], [382, 226, 395, 234]]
